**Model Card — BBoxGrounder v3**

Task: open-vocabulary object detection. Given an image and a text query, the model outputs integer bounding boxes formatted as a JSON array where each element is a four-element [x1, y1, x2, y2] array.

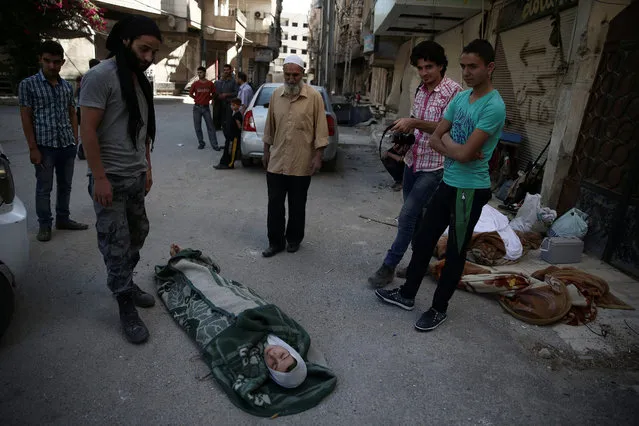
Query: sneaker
[[133, 283, 155, 308], [375, 288, 414, 310], [391, 182, 402, 191], [415, 307, 447, 331], [36, 226, 52, 242], [212, 145, 222, 151], [198, 143, 205, 149], [368, 264, 395, 288], [213, 164, 232, 170], [117, 293, 149, 344]]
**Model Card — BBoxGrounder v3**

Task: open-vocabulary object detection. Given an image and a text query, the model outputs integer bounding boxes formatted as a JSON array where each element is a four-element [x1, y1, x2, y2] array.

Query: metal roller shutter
[[493, 7, 577, 170]]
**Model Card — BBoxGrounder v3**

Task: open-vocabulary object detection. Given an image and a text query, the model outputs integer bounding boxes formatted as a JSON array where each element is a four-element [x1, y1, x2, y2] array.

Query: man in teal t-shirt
[[376, 39, 506, 332]]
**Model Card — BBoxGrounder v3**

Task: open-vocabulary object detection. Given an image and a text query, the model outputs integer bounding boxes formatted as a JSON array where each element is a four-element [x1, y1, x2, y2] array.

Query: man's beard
[[283, 81, 303, 97], [125, 46, 151, 72]]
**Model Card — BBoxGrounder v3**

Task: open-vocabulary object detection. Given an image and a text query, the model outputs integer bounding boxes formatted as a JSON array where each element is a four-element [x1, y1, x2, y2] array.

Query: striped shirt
[[18, 70, 76, 148], [404, 76, 462, 172]]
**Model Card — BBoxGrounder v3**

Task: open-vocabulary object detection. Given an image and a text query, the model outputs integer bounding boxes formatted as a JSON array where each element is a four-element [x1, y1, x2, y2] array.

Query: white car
[[240, 83, 339, 171], [0, 145, 29, 339]]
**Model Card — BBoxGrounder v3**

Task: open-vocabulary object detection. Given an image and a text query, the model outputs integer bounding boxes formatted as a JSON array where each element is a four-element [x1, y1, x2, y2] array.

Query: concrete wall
[[58, 36, 97, 80], [243, 0, 274, 33], [540, 0, 632, 209], [153, 32, 201, 90], [385, 39, 411, 112], [370, 66, 389, 105]]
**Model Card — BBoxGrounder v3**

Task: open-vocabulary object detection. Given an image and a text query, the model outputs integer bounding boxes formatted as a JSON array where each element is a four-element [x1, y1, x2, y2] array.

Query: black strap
[[379, 124, 396, 161]]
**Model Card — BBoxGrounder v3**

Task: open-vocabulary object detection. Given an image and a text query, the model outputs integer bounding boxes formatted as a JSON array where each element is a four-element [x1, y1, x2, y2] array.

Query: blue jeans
[[383, 165, 443, 268], [193, 105, 218, 147], [33, 144, 77, 226]]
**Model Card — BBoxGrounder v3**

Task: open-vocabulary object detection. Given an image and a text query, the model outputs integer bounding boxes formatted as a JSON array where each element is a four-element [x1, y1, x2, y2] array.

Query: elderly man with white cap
[[261, 55, 329, 258]]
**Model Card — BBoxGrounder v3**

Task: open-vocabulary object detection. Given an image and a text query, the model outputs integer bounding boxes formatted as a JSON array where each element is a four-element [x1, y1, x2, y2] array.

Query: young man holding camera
[[368, 40, 462, 288]]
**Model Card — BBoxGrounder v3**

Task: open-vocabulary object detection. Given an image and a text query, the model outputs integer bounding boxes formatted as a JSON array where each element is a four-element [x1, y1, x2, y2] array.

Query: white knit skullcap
[[283, 55, 305, 70]]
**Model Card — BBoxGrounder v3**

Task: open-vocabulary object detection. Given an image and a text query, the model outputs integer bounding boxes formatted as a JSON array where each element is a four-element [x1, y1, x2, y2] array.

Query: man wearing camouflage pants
[[80, 15, 161, 344]]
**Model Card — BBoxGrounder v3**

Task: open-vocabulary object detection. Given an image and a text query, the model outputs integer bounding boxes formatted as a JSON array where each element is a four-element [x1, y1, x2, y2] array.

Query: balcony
[[373, 0, 483, 37], [246, 11, 274, 46], [96, 0, 162, 16], [203, 8, 246, 43]]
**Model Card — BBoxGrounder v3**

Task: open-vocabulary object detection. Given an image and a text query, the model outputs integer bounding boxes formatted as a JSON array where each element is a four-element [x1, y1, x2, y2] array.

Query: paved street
[[0, 99, 638, 425]]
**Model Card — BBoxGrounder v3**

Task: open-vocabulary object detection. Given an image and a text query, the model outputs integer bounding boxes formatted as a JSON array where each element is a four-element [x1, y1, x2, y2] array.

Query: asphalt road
[[0, 100, 637, 425]]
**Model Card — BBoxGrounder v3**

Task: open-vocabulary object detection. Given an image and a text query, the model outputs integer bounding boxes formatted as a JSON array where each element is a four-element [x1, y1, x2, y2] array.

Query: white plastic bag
[[548, 208, 589, 239], [510, 193, 541, 232]]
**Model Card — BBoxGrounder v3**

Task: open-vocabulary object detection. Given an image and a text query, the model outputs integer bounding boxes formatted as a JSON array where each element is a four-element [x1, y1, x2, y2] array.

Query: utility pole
[[326, 0, 335, 91], [316, 0, 325, 86], [200, 0, 207, 68]]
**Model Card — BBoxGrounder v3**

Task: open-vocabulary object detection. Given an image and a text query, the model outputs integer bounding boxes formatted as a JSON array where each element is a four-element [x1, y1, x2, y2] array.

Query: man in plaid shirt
[[19, 40, 88, 242], [369, 40, 461, 288]]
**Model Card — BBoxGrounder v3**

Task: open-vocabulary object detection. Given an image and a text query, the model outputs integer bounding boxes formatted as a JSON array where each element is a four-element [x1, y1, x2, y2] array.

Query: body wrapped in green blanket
[[154, 247, 336, 417]]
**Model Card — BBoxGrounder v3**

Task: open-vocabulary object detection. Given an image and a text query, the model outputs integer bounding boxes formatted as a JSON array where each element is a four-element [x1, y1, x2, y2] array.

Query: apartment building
[[270, 12, 313, 83]]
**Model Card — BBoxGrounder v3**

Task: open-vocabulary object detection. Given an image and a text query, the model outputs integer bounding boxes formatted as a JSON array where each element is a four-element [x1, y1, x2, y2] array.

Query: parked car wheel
[[241, 157, 254, 168], [0, 263, 15, 340]]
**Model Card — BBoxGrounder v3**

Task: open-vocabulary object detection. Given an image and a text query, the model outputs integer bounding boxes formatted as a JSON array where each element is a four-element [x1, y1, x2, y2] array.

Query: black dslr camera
[[378, 124, 416, 160]]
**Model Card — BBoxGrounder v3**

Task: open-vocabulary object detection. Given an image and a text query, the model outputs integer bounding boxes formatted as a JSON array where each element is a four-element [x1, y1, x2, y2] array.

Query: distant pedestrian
[[236, 71, 254, 116], [79, 14, 162, 344], [18, 40, 89, 242], [213, 64, 238, 130], [214, 98, 242, 170], [261, 55, 329, 257], [189, 66, 220, 150]]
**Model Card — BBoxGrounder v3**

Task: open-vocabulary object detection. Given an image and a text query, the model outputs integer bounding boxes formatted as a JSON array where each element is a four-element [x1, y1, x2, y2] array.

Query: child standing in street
[[215, 98, 242, 170]]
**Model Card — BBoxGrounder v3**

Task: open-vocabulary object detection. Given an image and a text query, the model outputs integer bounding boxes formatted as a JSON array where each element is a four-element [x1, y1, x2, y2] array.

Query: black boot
[[117, 292, 149, 344], [133, 283, 155, 308]]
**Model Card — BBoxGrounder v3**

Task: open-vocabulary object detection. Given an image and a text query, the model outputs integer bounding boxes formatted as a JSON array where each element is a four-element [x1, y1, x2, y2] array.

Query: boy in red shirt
[[189, 66, 220, 150]]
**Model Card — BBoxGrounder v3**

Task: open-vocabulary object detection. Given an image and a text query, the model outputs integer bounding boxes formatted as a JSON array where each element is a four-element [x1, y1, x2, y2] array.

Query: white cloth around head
[[266, 334, 308, 388]]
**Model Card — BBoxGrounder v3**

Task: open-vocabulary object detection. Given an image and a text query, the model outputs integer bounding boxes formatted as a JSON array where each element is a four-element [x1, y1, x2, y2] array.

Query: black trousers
[[399, 182, 492, 313], [219, 135, 239, 167], [267, 172, 312, 248]]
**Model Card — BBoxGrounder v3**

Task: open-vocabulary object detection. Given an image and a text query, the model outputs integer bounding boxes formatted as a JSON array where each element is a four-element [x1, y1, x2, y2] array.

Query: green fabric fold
[[454, 188, 475, 254]]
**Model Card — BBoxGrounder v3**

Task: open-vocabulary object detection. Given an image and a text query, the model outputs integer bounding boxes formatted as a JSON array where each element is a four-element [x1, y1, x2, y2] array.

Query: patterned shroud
[[154, 249, 336, 417]]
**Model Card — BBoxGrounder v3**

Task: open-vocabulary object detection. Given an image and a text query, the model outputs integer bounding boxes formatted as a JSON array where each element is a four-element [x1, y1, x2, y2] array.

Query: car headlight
[[0, 153, 15, 205]]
